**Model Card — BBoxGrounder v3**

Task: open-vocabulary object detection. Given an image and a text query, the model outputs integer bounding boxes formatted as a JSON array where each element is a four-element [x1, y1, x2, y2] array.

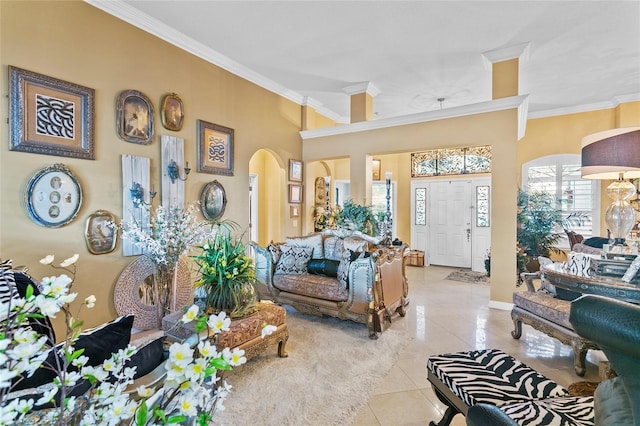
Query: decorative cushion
[[274, 245, 313, 275], [125, 335, 166, 379], [0, 259, 19, 322], [323, 236, 344, 261], [286, 233, 324, 259], [337, 249, 360, 288], [267, 242, 282, 264], [13, 315, 135, 391], [343, 237, 369, 253], [498, 396, 594, 425], [307, 259, 340, 277]]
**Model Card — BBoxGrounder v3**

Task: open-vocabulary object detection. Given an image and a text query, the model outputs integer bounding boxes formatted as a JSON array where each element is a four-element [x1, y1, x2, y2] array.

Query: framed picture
[[197, 119, 234, 176], [160, 93, 184, 131], [116, 89, 154, 144], [9, 66, 95, 160], [372, 159, 381, 180], [289, 159, 303, 182], [290, 205, 299, 218], [289, 184, 302, 204], [24, 163, 83, 228], [85, 210, 117, 255], [200, 180, 227, 221]]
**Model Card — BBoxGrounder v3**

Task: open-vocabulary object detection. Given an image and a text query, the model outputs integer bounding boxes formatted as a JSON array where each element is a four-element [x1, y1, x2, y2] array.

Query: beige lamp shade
[[581, 127, 640, 179]]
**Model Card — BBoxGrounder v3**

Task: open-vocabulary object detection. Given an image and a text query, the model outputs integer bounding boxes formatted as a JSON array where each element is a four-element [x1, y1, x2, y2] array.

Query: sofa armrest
[[346, 255, 377, 312], [249, 242, 277, 298]]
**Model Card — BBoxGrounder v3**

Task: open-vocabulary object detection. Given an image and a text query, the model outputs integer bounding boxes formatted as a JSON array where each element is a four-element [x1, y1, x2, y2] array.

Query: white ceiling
[[90, 1, 640, 123]]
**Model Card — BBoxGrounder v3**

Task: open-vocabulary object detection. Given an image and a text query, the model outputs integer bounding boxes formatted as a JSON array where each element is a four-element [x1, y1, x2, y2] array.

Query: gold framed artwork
[[160, 93, 184, 131], [9, 66, 95, 160], [85, 210, 117, 255], [289, 159, 303, 182], [116, 89, 154, 145], [197, 119, 234, 176], [290, 205, 299, 218], [289, 184, 302, 204], [372, 159, 381, 180]]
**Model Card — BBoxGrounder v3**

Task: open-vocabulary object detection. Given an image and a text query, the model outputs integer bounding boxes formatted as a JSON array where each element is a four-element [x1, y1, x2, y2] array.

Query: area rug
[[215, 308, 411, 425], [445, 269, 489, 284]]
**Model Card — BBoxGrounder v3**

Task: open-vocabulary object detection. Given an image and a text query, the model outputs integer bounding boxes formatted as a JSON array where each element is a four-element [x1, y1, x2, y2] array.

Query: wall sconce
[[167, 160, 190, 183], [582, 127, 640, 245], [130, 182, 157, 207]]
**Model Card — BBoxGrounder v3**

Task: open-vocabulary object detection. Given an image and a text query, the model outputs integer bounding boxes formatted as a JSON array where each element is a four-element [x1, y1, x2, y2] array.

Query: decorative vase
[[152, 263, 178, 327], [204, 281, 258, 319]]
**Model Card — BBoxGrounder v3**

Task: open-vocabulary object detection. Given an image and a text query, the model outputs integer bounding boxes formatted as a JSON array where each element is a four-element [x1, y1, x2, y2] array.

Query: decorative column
[[385, 171, 393, 244]]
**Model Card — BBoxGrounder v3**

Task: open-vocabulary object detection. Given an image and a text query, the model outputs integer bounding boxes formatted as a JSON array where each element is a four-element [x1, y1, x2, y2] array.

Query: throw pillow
[[267, 242, 282, 264], [125, 336, 166, 379], [307, 259, 340, 277], [12, 315, 135, 391], [0, 259, 19, 322], [275, 245, 313, 275], [323, 236, 344, 261], [343, 237, 369, 253], [286, 233, 324, 259], [337, 249, 361, 288]]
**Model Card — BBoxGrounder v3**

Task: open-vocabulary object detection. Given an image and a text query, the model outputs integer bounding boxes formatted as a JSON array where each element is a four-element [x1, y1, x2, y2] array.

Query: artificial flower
[[60, 254, 79, 267]]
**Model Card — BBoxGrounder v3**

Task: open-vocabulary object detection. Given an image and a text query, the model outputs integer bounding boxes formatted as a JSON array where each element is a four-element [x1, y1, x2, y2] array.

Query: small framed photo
[[160, 93, 184, 131], [9, 66, 95, 160], [200, 180, 227, 221], [197, 119, 234, 176], [116, 89, 154, 144], [289, 184, 302, 204], [85, 210, 117, 255], [290, 205, 299, 218], [372, 159, 381, 180], [24, 163, 83, 228], [289, 159, 303, 182]]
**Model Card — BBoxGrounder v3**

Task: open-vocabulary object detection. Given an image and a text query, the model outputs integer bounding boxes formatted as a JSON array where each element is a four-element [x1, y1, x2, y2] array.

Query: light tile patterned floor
[[352, 265, 601, 426]]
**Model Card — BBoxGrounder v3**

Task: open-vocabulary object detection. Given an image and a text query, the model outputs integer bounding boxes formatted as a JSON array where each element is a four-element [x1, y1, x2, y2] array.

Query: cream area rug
[[216, 307, 411, 425], [445, 269, 489, 284]]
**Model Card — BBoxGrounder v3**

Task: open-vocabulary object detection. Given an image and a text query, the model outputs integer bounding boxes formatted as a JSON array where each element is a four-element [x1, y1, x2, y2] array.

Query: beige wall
[[0, 0, 304, 330]]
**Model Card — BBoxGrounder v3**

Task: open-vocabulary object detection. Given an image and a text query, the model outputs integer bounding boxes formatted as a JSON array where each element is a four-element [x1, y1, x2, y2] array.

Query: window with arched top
[[522, 154, 601, 246]]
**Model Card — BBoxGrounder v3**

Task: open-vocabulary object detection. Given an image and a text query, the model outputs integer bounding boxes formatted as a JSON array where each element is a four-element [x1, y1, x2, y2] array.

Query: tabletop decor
[[119, 203, 208, 327], [0, 255, 275, 425], [193, 221, 258, 319], [9, 66, 95, 160], [24, 164, 83, 228]]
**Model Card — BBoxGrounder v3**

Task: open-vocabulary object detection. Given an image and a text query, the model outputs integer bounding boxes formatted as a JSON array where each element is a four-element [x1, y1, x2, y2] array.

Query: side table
[[162, 301, 289, 361]]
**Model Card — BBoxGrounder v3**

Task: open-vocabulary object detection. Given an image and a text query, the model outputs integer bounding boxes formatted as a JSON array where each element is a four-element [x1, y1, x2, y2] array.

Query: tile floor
[[352, 264, 602, 426]]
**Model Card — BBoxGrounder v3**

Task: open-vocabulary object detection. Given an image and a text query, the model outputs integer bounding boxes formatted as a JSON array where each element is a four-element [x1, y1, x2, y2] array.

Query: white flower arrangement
[[119, 203, 208, 267], [0, 255, 274, 425]]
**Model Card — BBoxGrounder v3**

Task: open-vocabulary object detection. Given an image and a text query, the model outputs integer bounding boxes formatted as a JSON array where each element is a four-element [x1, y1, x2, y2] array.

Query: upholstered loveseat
[[250, 231, 408, 338]]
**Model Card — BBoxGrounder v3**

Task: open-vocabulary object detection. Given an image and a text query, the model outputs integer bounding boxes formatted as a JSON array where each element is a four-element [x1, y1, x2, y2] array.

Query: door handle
[[466, 228, 471, 242]]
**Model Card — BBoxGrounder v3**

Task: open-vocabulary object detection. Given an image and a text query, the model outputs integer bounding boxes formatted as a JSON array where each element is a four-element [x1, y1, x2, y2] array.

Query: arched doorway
[[248, 149, 285, 245]]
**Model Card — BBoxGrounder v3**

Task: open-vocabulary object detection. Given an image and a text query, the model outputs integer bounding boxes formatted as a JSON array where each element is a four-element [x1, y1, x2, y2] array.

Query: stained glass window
[[415, 188, 426, 225], [476, 185, 490, 227], [411, 146, 492, 177]]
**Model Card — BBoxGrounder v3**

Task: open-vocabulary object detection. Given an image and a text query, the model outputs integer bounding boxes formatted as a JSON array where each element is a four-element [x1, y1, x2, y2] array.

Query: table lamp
[[581, 127, 640, 245]]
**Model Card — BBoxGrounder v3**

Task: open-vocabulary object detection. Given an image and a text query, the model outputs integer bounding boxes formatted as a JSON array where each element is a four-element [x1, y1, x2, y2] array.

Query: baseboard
[[488, 300, 514, 311]]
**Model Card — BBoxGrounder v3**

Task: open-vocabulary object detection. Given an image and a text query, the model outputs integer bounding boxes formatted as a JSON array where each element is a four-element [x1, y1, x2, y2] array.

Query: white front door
[[428, 180, 472, 268]]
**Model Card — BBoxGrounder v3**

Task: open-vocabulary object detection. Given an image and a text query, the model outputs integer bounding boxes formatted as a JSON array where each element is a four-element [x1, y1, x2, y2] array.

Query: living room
[[1, 1, 639, 425]]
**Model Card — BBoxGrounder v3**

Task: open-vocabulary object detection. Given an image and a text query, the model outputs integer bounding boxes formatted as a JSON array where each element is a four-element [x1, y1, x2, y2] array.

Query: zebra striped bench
[[427, 349, 594, 426]]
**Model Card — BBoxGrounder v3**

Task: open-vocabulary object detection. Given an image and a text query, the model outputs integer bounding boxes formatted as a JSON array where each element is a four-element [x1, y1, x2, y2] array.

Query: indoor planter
[[193, 221, 258, 318]]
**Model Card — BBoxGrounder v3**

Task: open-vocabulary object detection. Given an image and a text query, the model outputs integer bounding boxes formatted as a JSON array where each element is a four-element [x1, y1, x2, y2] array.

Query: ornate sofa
[[250, 231, 408, 338]]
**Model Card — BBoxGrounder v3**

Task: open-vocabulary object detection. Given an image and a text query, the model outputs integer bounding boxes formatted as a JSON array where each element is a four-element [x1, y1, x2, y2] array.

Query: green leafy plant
[[193, 221, 257, 318], [517, 188, 564, 257], [333, 200, 379, 236]]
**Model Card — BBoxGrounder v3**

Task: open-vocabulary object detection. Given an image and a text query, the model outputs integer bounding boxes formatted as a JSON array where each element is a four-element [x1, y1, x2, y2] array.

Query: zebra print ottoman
[[426, 348, 570, 426], [496, 396, 594, 425]]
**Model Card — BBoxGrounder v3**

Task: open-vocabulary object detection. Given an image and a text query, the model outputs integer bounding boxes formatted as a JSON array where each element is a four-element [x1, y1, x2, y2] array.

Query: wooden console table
[[541, 263, 640, 304]]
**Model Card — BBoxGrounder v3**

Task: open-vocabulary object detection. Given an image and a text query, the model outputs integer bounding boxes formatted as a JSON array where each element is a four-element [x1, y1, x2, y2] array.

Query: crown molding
[[528, 93, 640, 119], [482, 42, 531, 65], [301, 95, 529, 140], [84, 0, 342, 119], [342, 81, 381, 97]]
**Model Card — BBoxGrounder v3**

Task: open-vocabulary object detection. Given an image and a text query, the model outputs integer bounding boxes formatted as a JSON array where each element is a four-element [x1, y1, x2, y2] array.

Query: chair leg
[[511, 317, 522, 339], [571, 341, 588, 377], [429, 406, 458, 426]]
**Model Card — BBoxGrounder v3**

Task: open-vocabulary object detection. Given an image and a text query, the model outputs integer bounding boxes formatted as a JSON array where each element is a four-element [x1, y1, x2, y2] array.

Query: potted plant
[[333, 200, 379, 236], [517, 188, 564, 271], [193, 221, 258, 318]]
